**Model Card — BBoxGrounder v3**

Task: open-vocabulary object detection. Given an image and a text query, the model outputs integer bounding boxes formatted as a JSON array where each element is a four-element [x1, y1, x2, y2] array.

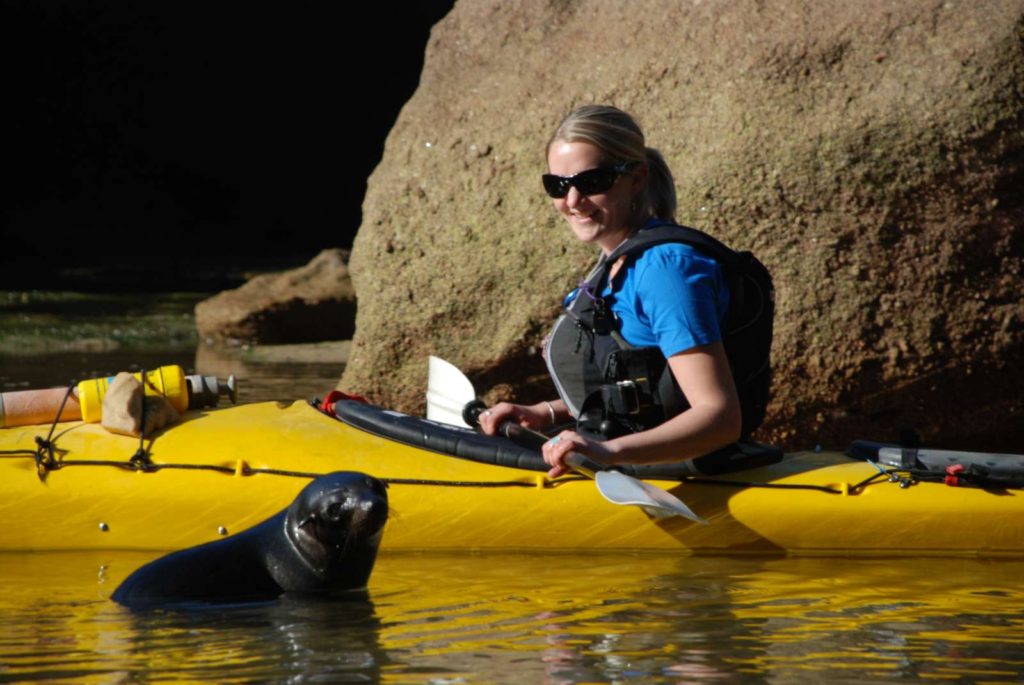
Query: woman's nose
[[565, 186, 586, 208]]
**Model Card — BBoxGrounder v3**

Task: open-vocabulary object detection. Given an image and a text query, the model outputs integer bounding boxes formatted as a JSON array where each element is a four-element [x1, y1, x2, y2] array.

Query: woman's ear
[[631, 163, 649, 194]]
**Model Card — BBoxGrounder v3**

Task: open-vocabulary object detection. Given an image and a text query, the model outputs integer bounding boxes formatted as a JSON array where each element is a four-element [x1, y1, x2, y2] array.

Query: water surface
[[2, 553, 1023, 683], [0, 291, 346, 403]]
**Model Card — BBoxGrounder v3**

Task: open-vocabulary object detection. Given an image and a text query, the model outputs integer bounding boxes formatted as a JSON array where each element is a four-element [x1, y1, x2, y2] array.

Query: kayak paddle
[[426, 356, 708, 523], [425, 356, 474, 428]]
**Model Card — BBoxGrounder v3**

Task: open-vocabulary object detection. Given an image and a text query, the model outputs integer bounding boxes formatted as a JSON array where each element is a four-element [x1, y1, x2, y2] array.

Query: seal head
[[272, 472, 389, 593]]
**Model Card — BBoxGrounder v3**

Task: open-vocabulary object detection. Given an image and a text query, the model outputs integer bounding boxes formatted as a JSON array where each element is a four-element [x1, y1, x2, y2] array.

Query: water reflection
[[3, 551, 1024, 682], [116, 595, 385, 683], [369, 554, 1024, 683]]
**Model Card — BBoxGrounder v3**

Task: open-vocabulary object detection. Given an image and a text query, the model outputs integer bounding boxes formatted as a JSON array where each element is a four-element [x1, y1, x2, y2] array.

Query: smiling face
[[546, 140, 647, 254]]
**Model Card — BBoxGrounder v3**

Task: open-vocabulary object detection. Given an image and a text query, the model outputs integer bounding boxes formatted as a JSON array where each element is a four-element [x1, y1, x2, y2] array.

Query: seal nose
[[348, 484, 389, 535]]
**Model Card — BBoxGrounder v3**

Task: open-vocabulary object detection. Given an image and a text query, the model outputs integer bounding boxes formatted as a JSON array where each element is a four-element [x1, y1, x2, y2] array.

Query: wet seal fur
[[112, 471, 389, 609]]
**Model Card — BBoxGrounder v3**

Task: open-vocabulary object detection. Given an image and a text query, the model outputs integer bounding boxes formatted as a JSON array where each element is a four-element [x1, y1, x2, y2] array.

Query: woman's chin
[[568, 222, 601, 243]]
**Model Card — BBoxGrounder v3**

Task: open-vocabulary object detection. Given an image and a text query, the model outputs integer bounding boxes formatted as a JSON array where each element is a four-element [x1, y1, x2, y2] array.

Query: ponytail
[[642, 147, 677, 222]]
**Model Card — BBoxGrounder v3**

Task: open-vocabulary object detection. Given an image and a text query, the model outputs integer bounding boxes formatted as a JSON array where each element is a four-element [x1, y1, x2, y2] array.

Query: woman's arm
[[541, 341, 740, 477], [478, 398, 569, 435]]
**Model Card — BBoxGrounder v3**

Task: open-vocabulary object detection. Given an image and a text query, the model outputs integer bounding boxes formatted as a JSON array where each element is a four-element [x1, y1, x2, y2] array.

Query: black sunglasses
[[541, 162, 636, 199]]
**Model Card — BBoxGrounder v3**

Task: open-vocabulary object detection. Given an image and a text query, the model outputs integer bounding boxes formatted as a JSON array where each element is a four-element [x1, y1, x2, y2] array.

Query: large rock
[[196, 249, 356, 345], [342, 0, 1024, 451]]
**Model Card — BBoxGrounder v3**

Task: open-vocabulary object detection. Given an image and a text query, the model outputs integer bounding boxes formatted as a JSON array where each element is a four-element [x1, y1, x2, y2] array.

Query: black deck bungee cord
[[31, 382, 76, 480], [8, 437, 1019, 493], [128, 368, 154, 471], [3, 443, 901, 494], [0, 381, 946, 493], [3, 387, 558, 488], [4, 453, 552, 488]]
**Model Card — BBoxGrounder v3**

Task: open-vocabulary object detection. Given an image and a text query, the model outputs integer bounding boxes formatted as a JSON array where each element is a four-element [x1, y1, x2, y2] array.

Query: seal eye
[[324, 500, 349, 522]]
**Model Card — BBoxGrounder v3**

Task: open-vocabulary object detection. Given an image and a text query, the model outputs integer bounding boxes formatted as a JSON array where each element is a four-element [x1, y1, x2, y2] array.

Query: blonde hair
[[547, 105, 676, 222]]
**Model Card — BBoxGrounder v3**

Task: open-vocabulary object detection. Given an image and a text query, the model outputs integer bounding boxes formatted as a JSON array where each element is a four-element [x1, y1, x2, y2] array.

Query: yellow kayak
[[1, 398, 1022, 556]]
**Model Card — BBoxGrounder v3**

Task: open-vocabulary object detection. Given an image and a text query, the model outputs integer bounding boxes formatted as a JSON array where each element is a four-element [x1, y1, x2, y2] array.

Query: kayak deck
[[1, 400, 1022, 556]]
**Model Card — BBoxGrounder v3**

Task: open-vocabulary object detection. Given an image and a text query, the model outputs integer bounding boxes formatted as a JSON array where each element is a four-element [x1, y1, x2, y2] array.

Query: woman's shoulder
[[630, 240, 722, 274]]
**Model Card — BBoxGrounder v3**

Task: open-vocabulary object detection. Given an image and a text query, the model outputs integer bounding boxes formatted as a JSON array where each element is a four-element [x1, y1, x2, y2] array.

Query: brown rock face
[[196, 249, 356, 345], [342, 0, 1024, 451]]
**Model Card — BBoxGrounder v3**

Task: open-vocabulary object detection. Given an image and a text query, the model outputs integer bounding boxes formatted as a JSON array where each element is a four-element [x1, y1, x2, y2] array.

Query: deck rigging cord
[[129, 367, 153, 470], [1, 442, 907, 493], [0, 378, 968, 494], [1, 423, 901, 495], [31, 381, 76, 479]]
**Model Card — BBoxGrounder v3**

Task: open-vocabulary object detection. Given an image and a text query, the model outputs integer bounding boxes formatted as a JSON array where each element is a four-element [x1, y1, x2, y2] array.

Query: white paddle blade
[[595, 471, 709, 524], [426, 356, 476, 427]]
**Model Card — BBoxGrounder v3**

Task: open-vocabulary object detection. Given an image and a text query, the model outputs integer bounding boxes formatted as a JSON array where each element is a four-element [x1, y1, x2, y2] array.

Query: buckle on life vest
[[608, 380, 640, 415], [601, 378, 658, 416], [944, 463, 965, 487]]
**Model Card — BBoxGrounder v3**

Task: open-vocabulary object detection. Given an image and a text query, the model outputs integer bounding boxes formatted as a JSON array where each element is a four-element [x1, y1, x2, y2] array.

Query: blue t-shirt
[[566, 242, 729, 358], [607, 242, 729, 357]]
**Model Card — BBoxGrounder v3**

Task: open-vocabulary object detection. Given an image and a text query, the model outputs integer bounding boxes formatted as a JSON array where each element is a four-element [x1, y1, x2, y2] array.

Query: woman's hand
[[478, 402, 549, 436], [542, 430, 616, 479], [478, 399, 568, 436]]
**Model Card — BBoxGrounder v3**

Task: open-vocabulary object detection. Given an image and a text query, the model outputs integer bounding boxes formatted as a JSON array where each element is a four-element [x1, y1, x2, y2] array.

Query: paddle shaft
[[460, 398, 704, 521], [499, 422, 603, 476], [463, 400, 607, 476]]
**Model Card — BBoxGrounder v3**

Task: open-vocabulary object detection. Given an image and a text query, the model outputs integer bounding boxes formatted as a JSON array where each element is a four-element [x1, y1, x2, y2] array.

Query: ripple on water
[[3, 543, 1024, 682]]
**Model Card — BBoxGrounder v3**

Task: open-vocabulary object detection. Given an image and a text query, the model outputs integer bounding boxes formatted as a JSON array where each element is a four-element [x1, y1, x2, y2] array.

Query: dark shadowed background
[[0, 0, 453, 291]]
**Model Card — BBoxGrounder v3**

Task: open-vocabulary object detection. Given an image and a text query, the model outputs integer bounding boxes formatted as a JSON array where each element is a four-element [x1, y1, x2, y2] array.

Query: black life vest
[[544, 222, 774, 440]]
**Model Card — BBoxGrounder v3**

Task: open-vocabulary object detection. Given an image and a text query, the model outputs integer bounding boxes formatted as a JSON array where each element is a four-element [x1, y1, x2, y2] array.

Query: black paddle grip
[[462, 399, 488, 428], [462, 400, 548, 451], [461, 400, 607, 473]]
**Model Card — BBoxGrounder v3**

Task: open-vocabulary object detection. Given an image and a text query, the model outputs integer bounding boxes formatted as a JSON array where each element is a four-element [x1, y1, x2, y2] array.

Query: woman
[[479, 105, 742, 478]]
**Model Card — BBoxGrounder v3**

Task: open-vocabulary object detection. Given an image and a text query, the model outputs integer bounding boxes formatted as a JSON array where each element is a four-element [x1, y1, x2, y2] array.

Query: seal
[[112, 471, 389, 609]]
